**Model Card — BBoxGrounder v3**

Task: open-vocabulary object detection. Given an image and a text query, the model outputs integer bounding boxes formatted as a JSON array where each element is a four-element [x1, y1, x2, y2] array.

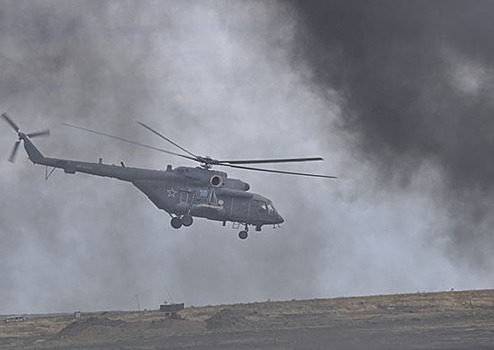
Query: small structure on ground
[[5, 315, 26, 323], [160, 303, 184, 318]]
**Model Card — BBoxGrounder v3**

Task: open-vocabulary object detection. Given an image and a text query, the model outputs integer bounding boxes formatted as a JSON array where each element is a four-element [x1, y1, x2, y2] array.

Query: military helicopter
[[2, 112, 336, 239]]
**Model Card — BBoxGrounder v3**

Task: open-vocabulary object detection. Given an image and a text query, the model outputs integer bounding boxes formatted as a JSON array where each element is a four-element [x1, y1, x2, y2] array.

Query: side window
[[180, 192, 189, 203]]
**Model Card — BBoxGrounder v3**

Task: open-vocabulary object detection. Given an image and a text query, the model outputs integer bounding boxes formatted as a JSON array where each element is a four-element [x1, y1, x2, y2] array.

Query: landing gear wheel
[[182, 215, 193, 227], [170, 217, 183, 229], [238, 230, 248, 240]]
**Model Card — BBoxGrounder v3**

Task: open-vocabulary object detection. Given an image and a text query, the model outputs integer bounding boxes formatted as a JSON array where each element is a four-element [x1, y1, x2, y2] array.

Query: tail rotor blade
[[2, 113, 50, 162], [1, 112, 20, 132], [8, 140, 20, 162], [27, 129, 50, 138]]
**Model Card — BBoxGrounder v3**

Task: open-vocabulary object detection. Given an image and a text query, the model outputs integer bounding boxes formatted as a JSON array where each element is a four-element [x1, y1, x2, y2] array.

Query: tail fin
[[21, 134, 46, 164]]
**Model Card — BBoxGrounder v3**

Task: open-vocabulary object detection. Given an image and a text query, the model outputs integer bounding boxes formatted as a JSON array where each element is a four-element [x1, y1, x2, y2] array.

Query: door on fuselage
[[249, 200, 260, 222], [230, 197, 249, 222], [179, 191, 190, 204]]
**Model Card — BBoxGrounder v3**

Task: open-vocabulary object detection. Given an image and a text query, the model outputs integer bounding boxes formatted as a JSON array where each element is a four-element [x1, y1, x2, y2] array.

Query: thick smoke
[[0, 1, 491, 314], [0, 0, 336, 313], [292, 0, 494, 269]]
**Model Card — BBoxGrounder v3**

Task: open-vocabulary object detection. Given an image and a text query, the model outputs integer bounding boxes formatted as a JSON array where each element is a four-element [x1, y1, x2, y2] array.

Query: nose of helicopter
[[274, 212, 284, 224]]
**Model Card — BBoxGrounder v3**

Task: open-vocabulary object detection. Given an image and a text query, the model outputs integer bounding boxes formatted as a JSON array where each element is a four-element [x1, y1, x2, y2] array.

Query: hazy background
[[0, 0, 492, 314]]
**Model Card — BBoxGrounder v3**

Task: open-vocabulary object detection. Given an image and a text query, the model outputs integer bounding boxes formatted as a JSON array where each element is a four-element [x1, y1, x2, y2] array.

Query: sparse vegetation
[[1, 289, 492, 349]]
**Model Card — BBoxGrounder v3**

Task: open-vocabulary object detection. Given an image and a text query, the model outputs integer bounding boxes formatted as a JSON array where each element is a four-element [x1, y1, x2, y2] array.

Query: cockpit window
[[267, 202, 274, 214], [260, 202, 275, 214], [260, 202, 267, 212]]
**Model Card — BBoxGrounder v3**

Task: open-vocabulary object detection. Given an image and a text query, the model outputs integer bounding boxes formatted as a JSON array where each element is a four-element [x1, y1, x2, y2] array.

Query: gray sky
[[0, 0, 492, 314]]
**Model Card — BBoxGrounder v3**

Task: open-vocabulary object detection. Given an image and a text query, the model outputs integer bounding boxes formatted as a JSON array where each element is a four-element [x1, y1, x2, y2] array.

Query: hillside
[[1, 289, 493, 349]]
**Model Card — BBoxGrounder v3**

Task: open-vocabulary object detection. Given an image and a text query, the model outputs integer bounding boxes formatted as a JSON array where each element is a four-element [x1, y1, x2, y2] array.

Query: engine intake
[[210, 175, 223, 187]]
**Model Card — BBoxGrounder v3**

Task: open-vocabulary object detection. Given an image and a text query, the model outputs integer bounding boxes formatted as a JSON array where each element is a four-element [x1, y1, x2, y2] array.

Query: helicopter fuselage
[[3, 112, 335, 239], [21, 134, 284, 233]]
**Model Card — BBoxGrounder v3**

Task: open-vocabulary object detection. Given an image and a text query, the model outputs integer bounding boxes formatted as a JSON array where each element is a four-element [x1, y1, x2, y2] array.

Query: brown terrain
[[0, 289, 492, 349]]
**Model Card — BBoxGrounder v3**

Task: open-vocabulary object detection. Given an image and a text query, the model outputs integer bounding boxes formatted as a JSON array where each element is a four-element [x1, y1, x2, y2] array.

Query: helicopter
[[2, 112, 336, 239]]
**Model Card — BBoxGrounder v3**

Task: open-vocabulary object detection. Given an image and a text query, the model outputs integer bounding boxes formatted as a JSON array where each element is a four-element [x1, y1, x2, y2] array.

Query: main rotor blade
[[218, 157, 324, 165], [222, 164, 337, 179], [137, 121, 199, 159], [27, 129, 50, 138], [8, 140, 20, 162], [62, 123, 197, 162], [1, 112, 19, 132]]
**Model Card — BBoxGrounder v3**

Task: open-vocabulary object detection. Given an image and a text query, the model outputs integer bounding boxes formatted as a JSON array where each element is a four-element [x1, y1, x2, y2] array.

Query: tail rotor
[[2, 112, 50, 162], [8, 140, 21, 163], [2, 112, 19, 133], [26, 129, 50, 138]]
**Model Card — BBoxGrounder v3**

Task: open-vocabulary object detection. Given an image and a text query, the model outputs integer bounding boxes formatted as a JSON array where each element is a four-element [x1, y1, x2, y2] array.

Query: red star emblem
[[167, 188, 177, 198]]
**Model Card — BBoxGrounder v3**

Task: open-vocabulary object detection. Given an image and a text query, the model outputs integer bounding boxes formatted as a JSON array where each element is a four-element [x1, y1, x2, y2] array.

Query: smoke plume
[[0, 0, 491, 314], [292, 0, 494, 269]]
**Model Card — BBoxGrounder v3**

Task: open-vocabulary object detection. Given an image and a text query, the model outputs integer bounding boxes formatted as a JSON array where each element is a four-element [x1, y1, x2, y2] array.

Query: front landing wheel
[[171, 217, 183, 229], [182, 215, 193, 227], [238, 230, 248, 240]]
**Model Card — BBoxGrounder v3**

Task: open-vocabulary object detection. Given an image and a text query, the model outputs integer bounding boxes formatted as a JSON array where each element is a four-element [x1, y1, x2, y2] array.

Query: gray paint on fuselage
[[18, 130, 284, 228], [133, 178, 275, 226]]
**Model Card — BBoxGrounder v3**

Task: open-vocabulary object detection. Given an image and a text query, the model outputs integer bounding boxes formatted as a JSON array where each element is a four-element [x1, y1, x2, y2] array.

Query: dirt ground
[[0, 289, 493, 349]]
